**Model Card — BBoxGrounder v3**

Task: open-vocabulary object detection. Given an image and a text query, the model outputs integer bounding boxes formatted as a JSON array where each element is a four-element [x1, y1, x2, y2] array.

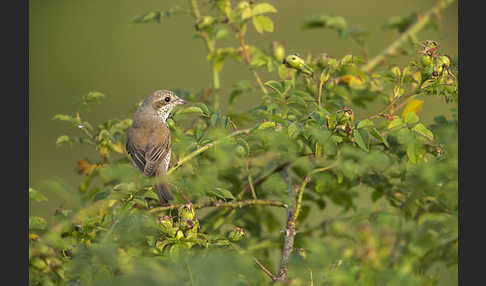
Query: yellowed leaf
[[402, 99, 424, 118]]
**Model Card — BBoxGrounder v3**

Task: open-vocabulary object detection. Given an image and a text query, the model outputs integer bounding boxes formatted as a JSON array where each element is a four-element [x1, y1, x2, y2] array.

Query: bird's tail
[[154, 167, 174, 205], [155, 182, 174, 205]]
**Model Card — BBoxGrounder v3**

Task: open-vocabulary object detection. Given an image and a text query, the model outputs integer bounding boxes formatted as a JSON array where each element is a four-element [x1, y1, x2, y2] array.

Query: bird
[[126, 90, 186, 205]]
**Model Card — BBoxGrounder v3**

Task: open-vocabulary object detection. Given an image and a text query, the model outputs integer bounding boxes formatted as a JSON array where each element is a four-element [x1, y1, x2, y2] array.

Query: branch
[[365, 91, 420, 120], [276, 166, 296, 281], [168, 128, 252, 175], [275, 163, 336, 281], [253, 257, 277, 281], [361, 0, 455, 73], [148, 199, 288, 214], [238, 33, 268, 94]]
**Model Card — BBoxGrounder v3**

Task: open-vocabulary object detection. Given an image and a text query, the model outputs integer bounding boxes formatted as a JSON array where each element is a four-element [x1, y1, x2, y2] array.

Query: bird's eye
[[164, 97, 171, 102]]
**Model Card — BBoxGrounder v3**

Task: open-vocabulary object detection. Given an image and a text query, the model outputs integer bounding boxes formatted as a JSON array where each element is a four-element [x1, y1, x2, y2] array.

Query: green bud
[[421, 55, 433, 67], [272, 43, 286, 62], [438, 55, 451, 67], [235, 145, 247, 158], [175, 229, 185, 240], [228, 227, 245, 242], [179, 204, 196, 221], [196, 16, 215, 30]]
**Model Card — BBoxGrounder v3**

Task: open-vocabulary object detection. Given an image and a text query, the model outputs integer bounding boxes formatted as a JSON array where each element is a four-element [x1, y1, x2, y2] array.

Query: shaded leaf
[[29, 188, 48, 202]]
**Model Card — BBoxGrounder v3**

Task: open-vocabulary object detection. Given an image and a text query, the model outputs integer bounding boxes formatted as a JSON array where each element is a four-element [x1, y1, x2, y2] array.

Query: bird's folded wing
[[143, 136, 171, 177], [126, 139, 146, 171]]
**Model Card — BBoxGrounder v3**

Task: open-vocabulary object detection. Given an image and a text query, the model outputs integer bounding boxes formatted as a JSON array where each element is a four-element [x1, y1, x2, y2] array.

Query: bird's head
[[139, 90, 186, 122]]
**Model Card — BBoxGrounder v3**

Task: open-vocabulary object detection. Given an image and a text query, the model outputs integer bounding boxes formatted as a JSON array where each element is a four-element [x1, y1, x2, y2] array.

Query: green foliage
[[30, 1, 457, 285]]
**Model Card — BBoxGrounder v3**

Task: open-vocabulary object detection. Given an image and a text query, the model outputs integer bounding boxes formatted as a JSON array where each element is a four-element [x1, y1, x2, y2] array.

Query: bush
[[30, 0, 457, 285]]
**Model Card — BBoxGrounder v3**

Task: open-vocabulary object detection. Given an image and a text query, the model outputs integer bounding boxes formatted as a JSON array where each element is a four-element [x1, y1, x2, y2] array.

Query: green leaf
[[56, 135, 72, 146], [178, 106, 205, 116], [264, 80, 284, 94], [412, 123, 434, 141], [29, 216, 47, 230], [29, 188, 48, 202], [407, 142, 418, 164], [252, 15, 274, 33], [257, 121, 276, 130], [84, 91, 106, 103], [288, 122, 300, 139], [387, 118, 404, 130], [404, 111, 419, 124], [208, 188, 235, 200], [369, 128, 389, 148], [192, 103, 211, 116], [252, 3, 277, 16], [353, 129, 369, 151], [357, 119, 374, 129]]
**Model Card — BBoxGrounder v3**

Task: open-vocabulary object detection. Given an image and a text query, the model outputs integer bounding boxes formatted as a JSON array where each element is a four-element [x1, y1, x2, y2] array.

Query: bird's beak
[[176, 98, 186, 105]]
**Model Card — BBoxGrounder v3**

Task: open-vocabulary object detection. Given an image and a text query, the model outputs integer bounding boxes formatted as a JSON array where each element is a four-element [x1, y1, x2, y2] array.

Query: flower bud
[[158, 215, 177, 237], [179, 204, 196, 221], [196, 16, 215, 30], [228, 227, 245, 242]]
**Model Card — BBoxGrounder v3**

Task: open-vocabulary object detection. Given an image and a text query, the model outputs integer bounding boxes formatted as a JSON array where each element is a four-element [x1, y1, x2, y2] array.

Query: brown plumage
[[126, 90, 185, 205]]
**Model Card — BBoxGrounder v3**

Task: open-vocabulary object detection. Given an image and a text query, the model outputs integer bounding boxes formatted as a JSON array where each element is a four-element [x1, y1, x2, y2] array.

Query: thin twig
[[148, 199, 288, 214], [168, 128, 252, 175], [238, 33, 268, 94], [253, 257, 277, 281], [365, 91, 420, 120], [361, 0, 455, 73]]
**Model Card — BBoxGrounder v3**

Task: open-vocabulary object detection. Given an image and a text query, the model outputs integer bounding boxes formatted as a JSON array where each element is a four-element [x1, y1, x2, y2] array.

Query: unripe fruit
[[421, 54, 433, 67]]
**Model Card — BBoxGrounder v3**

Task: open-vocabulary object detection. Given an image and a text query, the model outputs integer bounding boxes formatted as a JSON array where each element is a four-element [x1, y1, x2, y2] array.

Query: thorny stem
[[148, 199, 288, 213], [253, 163, 336, 282], [317, 77, 325, 107], [168, 128, 252, 175], [238, 33, 268, 94], [365, 91, 421, 120], [276, 166, 296, 281], [361, 0, 455, 73], [294, 164, 337, 221]]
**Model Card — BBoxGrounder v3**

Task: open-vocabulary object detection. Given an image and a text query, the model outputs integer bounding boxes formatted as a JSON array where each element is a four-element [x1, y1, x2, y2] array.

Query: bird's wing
[[126, 138, 146, 171], [143, 134, 171, 177]]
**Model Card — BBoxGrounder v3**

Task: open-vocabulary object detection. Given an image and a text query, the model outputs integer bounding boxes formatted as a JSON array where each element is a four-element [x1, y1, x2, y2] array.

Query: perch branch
[[361, 0, 455, 73], [168, 128, 252, 175], [148, 199, 288, 213]]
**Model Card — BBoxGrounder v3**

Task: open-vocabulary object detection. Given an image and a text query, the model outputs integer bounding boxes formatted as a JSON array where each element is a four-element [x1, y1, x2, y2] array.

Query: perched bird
[[126, 90, 186, 205]]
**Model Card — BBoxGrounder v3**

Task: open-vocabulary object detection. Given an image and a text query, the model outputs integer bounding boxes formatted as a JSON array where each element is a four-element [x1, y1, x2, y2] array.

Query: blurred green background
[[29, 0, 457, 218]]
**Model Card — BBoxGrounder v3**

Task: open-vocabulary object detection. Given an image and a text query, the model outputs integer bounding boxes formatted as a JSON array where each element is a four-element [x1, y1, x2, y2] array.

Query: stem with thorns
[[148, 199, 288, 213], [361, 0, 455, 73]]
